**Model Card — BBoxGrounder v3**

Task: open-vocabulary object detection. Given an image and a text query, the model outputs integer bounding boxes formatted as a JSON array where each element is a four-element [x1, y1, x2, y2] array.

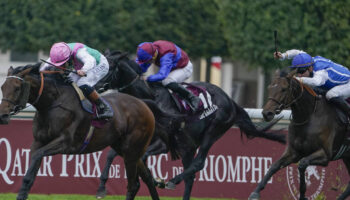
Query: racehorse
[[248, 70, 350, 200], [94, 50, 286, 200], [0, 63, 159, 200]]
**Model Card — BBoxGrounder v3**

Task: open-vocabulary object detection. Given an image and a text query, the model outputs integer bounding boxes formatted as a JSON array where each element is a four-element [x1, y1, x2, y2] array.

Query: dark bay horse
[[94, 51, 286, 200], [248, 70, 350, 200], [0, 63, 159, 200]]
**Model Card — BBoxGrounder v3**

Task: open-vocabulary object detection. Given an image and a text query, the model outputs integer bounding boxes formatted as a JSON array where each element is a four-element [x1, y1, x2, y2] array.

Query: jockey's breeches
[[326, 80, 350, 100], [162, 61, 193, 86]]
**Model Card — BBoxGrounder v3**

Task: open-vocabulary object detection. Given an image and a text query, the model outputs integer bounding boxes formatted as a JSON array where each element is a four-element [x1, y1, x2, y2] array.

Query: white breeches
[[162, 61, 193, 86], [326, 81, 350, 99]]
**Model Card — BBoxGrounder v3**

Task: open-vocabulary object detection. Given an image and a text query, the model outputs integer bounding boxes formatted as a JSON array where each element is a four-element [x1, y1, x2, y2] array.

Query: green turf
[[0, 193, 238, 200]]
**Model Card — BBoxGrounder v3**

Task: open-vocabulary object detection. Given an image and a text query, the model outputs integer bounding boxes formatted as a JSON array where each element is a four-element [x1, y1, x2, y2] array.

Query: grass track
[[0, 193, 238, 200]]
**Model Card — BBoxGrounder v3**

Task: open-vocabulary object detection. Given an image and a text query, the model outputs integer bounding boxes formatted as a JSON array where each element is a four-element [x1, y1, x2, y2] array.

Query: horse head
[[0, 65, 33, 124], [262, 69, 298, 121], [99, 50, 155, 98], [263, 69, 318, 122]]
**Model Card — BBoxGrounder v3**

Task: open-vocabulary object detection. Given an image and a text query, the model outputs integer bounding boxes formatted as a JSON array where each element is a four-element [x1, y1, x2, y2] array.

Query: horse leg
[[96, 148, 119, 199], [166, 132, 217, 189], [137, 159, 160, 200], [141, 138, 168, 163], [181, 150, 196, 200], [17, 136, 65, 200], [298, 163, 307, 200], [336, 158, 350, 200], [298, 149, 329, 200], [248, 149, 300, 200], [124, 158, 140, 200], [141, 139, 168, 188]]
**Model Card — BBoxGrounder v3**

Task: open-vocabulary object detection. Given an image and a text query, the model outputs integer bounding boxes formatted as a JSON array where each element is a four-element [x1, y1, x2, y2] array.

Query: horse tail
[[232, 100, 286, 144], [141, 99, 181, 160]]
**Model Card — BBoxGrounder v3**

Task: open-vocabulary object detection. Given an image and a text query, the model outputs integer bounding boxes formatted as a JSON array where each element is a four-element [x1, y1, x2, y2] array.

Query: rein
[[118, 74, 140, 92], [33, 70, 63, 105], [2, 76, 31, 115], [2, 70, 61, 115], [291, 79, 318, 125], [267, 77, 318, 125], [31, 72, 44, 105], [267, 78, 305, 113]]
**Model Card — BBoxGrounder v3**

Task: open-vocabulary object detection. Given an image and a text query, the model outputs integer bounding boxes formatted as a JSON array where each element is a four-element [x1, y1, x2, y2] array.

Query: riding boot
[[166, 82, 200, 112], [329, 97, 350, 117], [329, 97, 350, 142], [88, 90, 114, 119]]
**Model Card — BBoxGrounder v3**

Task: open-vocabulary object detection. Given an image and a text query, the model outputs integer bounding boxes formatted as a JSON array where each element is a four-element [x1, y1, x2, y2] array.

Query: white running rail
[[17, 105, 292, 120]]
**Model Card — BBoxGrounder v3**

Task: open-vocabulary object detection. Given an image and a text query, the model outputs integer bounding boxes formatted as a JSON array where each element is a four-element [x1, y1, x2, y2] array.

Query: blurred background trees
[[1, 0, 350, 72]]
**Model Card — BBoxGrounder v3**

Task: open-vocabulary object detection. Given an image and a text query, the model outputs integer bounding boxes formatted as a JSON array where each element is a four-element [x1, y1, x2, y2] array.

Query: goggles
[[296, 67, 310, 74]]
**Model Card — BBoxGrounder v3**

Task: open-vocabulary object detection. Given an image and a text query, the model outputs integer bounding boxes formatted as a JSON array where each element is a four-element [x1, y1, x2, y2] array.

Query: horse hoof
[[165, 181, 176, 190], [154, 178, 166, 189], [96, 189, 107, 199], [248, 192, 260, 200]]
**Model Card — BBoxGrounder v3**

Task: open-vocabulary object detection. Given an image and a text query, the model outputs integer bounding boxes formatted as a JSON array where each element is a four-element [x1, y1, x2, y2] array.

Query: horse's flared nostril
[[0, 114, 10, 124], [262, 111, 275, 122]]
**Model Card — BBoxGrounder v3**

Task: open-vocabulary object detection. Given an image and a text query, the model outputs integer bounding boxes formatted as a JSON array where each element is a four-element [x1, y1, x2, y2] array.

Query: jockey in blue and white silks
[[275, 49, 350, 116]]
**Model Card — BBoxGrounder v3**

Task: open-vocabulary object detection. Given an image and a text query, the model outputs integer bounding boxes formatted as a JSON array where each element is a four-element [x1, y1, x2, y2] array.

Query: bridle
[[268, 77, 317, 111], [117, 74, 155, 99], [267, 78, 305, 114], [1, 72, 46, 115], [267, 77, 318, 125], [2, 75, 30, 115], [104, 56, 155, 98], [111, 62, 152, 93], [118, 74, 140, 92]]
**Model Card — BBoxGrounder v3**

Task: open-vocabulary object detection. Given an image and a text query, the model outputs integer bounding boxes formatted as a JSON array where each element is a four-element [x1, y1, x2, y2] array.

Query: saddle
[[169, 83, 218, 120], [314, 87, 350, 125], [71, 83, 111, 128]]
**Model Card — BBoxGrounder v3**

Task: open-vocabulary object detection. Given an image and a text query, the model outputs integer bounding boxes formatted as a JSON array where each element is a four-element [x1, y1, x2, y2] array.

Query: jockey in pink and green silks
[[40, 42, 113, 119]]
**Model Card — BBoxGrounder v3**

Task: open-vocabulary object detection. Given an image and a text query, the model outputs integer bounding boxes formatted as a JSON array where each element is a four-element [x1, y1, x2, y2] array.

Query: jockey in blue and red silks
[[40, 42, 113, 119], [136, 40, 200, 112], [275, 49, 350, 117]]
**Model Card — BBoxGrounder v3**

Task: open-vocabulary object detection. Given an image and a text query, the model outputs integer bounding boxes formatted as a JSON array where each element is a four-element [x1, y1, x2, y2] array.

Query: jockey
[[275, 49, 350, 116], [40, 42, 113, 119], [136, 40, 200, 112]]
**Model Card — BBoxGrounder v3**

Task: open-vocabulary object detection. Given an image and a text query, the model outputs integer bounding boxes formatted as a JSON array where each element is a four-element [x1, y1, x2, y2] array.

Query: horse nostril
[[262, 111, 275, 121], [0, 114, 10, 124]]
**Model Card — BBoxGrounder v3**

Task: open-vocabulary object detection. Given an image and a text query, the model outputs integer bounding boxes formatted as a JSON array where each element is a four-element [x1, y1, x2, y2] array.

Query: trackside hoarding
[[0, 120, 348, 199]]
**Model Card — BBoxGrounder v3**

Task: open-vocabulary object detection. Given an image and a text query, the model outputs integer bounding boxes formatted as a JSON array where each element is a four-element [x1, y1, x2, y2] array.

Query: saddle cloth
[[170, 83, 218, 120], [71, 83, 110, 128]]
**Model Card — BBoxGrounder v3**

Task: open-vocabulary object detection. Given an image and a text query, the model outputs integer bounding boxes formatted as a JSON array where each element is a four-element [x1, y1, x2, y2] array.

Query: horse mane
[[12, 62, 41, 75], [278, 67, 292, 77], [13, 62, 67, 85], [126, 58, 142, 75], [104, 49, 143, 75], [280, 69, 289, 77]]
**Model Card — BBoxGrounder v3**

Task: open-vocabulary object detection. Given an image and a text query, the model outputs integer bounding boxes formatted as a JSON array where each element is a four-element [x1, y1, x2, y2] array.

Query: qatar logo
[[286, 165, 326, 200]]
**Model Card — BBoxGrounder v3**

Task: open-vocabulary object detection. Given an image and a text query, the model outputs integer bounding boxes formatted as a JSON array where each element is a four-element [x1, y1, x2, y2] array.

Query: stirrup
[[95, 107, 113, 120], [188, 99, 200, 112], [95, 112, 113, 120]]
